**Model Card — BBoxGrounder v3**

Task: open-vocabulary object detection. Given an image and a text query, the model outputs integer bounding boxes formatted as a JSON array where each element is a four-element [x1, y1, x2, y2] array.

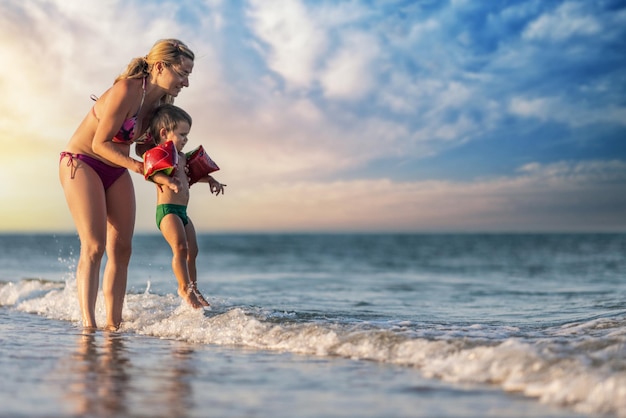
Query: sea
[[0, 233, 624, 418]]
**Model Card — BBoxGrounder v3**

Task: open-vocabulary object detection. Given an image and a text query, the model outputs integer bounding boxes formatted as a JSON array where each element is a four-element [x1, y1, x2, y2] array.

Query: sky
[[0, 0, 625, 233]]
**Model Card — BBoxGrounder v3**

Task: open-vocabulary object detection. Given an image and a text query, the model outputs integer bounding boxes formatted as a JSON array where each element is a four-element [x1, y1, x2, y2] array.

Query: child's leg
[[185, 219, 210, 306], [159, 214, 202, 309]]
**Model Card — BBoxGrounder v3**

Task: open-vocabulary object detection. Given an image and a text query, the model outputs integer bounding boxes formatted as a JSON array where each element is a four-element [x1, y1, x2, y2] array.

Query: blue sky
[[0, 0, 625, 232]]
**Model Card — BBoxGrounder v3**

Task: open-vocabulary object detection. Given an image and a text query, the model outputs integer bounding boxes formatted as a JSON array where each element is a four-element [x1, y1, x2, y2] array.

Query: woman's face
[[161, 56, 194, 97]]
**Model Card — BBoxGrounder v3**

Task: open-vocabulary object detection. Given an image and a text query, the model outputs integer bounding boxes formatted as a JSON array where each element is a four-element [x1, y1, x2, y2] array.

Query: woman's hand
[[131, 159, 144, 175]]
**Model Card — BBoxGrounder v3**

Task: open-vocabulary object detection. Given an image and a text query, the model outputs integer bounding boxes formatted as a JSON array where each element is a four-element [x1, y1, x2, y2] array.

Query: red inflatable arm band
[[143, 140, 178, 180], [186, 145, 219, 185]]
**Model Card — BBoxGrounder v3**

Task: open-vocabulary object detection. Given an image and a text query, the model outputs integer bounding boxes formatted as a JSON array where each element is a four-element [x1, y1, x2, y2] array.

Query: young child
[[143, 104, 225, 308]]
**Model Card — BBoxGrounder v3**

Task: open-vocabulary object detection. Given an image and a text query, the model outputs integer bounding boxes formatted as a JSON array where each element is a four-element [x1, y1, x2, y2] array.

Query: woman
[[59, 39, 195, 330]]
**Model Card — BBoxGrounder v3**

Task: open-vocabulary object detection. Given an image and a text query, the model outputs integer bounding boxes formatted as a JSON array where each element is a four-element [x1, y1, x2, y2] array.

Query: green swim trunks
[[156, 204, 189, 230]]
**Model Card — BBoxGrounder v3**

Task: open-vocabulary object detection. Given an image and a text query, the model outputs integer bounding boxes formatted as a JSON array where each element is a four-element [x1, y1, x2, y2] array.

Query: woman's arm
[[135, 139, 156, 158], [91, 79, 144, 174]]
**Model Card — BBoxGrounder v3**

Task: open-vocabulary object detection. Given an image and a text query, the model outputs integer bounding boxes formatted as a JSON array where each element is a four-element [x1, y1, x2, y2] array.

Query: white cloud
[[509, 97, 552, 120], [430, 81, 473, 113], [319, 31, 380, 99], [523, 2, 602, 42], [432, 115, 476, 142], [408, 18, 440, 40], [518, 160, 626, 181], [246, 0, 381, 100], [509, 96, 626, 127], [246, 0, 328, 89]]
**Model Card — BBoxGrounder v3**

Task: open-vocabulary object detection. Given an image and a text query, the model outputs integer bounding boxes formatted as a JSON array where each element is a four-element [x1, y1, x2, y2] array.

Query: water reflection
[[64, 330, 196, 417], [65, 331, 130, 417], [163, 344, 196, 417]]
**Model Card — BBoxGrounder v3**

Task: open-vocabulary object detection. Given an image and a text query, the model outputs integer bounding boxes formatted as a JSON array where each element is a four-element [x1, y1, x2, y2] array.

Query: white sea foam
[[1, 279, 625, 417]]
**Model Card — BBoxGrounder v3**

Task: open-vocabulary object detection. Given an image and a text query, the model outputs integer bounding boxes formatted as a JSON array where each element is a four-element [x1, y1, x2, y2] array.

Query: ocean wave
[[1, 279, 625, 417]]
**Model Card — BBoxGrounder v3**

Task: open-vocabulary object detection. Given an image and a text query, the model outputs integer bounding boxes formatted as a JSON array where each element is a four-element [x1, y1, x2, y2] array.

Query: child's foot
[[190, 282, 210, 307], [178, 287, 203, 309], [194, 290, 210, 307]]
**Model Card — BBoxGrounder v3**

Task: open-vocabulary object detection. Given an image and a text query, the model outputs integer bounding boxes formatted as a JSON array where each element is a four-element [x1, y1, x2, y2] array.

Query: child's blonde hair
[[148, 104, 193, 143]]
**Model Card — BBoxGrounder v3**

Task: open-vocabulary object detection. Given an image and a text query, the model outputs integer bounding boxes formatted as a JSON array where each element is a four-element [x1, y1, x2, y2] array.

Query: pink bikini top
[[91, 78, 146, 144]]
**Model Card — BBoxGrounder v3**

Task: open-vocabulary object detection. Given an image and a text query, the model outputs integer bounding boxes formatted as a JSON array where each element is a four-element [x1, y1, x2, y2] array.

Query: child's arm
[[150, 172, 181, 193], [194, 175, 226, 195]]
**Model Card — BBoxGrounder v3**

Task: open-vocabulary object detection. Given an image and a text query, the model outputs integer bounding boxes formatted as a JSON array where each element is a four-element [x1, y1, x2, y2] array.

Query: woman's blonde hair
[[115, 39, 195, 103]]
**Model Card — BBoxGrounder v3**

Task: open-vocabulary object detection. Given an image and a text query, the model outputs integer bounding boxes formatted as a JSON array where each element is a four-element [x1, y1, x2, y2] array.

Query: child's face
[[161, 121, 191, 152]]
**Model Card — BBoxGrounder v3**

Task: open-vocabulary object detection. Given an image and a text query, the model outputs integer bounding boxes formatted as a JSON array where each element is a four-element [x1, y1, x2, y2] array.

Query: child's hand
[[167, 177, 182, 193], [150, 172, 181, 193], [208, 177, 226, 195]]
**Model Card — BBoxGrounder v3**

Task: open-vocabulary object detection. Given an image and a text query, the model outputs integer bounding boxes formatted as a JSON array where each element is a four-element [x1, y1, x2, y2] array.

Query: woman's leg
[[103, 172, 135, 330], [160, 215, 202, 308], [59, 157, 107, 329]]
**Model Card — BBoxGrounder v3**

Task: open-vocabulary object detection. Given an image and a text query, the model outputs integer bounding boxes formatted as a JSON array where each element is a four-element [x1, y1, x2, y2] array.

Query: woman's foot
[[104, 323, 121, 332], [82, 325, 98, 333]]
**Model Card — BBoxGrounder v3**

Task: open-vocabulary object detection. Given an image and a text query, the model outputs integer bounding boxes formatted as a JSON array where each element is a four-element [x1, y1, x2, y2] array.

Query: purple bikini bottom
[[60, 152, 127, 190]]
